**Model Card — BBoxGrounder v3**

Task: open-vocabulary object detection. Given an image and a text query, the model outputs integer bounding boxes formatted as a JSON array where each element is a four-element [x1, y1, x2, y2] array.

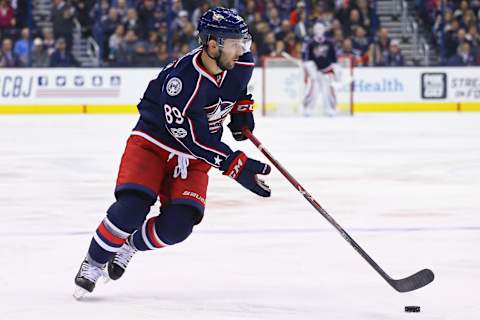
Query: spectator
[[458, 0, 470, 18], [131, 42, 150, 67], [251, 20, 269, 54], [271, 39, 285, 57], [337, 38, 363, 66], [113, 0, 129, 21], [356, 0, 379, 36], [173, 10, 190, 33], [293, 9, 307, 41], [108, 24, 125, 62], [14, 0, 28, 29], [49, 38, 79, 67], [177, 42, 191, 57], [101, 7, 121, 60], [276, 19, 292, 41], [137, 0, 156, 39], [273, 0, 294, 20], [72, 0, 95, 37], [326, 18, 342, 39], [267, 7, 282, 34], [448, 42, 475, 65], [42, 28, 56, 55], [152, 42, 169, 66], [152, 7, 166, 31], [335, 0, 355, 28], [0, 0, 16, 38], [13, 27, 31, 66], [91, 0, 110, 23], [249, 12, 265, 45], [467, 25, 480, 53], [352, 25, 370, 55], [433, 8, 453, 46], [169, 0, 184, 18], [386, 39, 405, 66], [51, 0, 75, 52], [344, 8, 364, 37], [144, 30, 159, 57], [176, 21, 198, 51], [157, 22, 169, 44], [369, 27, 390, 66], [191, 2, 210, 29], [0, 37, 19, 67], [123, 8, 142, 36], [257, 31, 276, 57], [284, 31, 298, 56], [115, 29, 138, 66], [241, 0, 256, 25], [290, 40, 303, 59], [289, 1, 305, 27], [31, 38, 50, 67], [444, 18, 461, 58]]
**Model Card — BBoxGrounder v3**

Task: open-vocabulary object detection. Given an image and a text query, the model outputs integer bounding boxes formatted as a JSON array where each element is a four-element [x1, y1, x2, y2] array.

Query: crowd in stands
[[417, 0, 480, 65], [6, 0, 476, 68]]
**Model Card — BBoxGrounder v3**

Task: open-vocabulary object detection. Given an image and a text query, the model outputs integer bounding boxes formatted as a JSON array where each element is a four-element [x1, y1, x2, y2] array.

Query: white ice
[[0, 113, 479, 320]]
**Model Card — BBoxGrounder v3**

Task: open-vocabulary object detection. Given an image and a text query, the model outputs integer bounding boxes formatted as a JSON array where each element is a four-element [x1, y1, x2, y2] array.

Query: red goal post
[[261, 54, 354, 116]]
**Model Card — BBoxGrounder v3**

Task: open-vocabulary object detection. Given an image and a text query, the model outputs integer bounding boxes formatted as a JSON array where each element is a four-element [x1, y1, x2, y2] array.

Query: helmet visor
[[221, 34, 252, 55]]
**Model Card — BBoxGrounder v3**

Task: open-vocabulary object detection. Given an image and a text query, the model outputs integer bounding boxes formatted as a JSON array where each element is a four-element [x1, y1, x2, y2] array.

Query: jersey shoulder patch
[[161, 56, 201, 111], [165, 77, 183, 96]]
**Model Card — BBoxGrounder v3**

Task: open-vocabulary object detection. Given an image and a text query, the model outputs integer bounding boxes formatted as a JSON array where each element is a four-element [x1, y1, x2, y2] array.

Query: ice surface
[[0, 113, 479, 319]]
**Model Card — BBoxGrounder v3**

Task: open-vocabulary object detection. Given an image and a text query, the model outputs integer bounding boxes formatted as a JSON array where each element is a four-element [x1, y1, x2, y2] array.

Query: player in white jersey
[[302, 22, 337, 116]]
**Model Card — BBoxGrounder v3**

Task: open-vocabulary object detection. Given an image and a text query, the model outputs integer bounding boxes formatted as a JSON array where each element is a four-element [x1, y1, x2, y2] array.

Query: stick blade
[[389, 269, 435, 292]]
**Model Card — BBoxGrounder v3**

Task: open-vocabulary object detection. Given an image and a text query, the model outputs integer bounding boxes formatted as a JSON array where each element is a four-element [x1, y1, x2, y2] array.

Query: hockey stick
[[243, 128, 434, 292]]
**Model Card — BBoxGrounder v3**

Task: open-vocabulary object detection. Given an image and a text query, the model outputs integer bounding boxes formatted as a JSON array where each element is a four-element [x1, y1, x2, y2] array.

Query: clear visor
[[221, 34, 252, 55]]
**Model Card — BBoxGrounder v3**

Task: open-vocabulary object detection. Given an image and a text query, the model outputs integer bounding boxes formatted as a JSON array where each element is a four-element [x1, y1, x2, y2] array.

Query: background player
[[73, 7, 271, 299], [302, 22, 337, 117]]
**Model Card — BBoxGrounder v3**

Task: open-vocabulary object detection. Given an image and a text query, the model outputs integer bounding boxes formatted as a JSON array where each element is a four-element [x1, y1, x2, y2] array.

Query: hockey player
[[73, 7, 271, 299], [302, 22, 337, 117]]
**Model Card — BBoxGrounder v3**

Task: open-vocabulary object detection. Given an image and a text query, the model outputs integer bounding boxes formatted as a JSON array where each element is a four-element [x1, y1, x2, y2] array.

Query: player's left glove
[[228, 97, 254, 141], [221, 151, 271, 197]]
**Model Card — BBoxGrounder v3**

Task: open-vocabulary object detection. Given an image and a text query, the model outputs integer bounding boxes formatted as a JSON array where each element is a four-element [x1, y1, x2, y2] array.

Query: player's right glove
[[227, 96, 254, 141], [221, 151, 271, 197]]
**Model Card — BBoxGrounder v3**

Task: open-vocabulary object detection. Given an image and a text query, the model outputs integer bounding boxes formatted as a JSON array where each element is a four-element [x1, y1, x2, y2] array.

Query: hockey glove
[[221, 151, 271, 197], [227, 98, 254, 141]]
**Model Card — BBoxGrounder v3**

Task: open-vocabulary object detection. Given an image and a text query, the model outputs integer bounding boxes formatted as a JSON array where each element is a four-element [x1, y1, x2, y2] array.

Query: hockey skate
[[73, 259, 107, 300], [107, 240, 137, 280]]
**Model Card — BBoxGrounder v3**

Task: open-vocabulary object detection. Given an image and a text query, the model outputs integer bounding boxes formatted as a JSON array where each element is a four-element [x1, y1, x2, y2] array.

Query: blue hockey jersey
[[133, 47, 255, 169], [304, 38, 337, 71]]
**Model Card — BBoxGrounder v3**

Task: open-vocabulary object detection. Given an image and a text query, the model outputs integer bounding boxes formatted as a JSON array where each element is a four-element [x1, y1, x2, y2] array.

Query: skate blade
[[73, 286, 90, 300]]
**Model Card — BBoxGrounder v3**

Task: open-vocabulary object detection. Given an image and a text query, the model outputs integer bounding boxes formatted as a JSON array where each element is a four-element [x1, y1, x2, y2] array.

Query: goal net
[[261, 55, 354, 116]]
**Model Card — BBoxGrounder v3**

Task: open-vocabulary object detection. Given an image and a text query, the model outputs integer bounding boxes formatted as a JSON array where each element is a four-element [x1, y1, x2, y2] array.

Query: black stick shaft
[[243, 129, 398, 287]]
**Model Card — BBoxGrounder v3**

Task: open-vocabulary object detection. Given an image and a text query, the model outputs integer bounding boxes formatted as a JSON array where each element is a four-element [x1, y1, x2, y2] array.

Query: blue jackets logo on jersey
[[166, 77, 182, 96], [212, 12, 225, 22], [204, 97, 235, 133]]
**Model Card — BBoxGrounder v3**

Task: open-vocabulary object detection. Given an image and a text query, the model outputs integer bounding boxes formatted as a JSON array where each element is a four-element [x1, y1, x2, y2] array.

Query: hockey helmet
[[198, 7, 251, 54], [313, 22, 326, 41]]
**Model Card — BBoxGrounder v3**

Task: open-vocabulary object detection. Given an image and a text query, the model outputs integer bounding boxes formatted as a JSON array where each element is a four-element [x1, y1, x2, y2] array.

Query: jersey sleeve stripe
[[164, 124, 216, 166], [218, 71, 228, 87], [235, 61, 255, 66], [187, 118, 228, 157], [182, 75, 202, 116], [131, 130, 196, 159]]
